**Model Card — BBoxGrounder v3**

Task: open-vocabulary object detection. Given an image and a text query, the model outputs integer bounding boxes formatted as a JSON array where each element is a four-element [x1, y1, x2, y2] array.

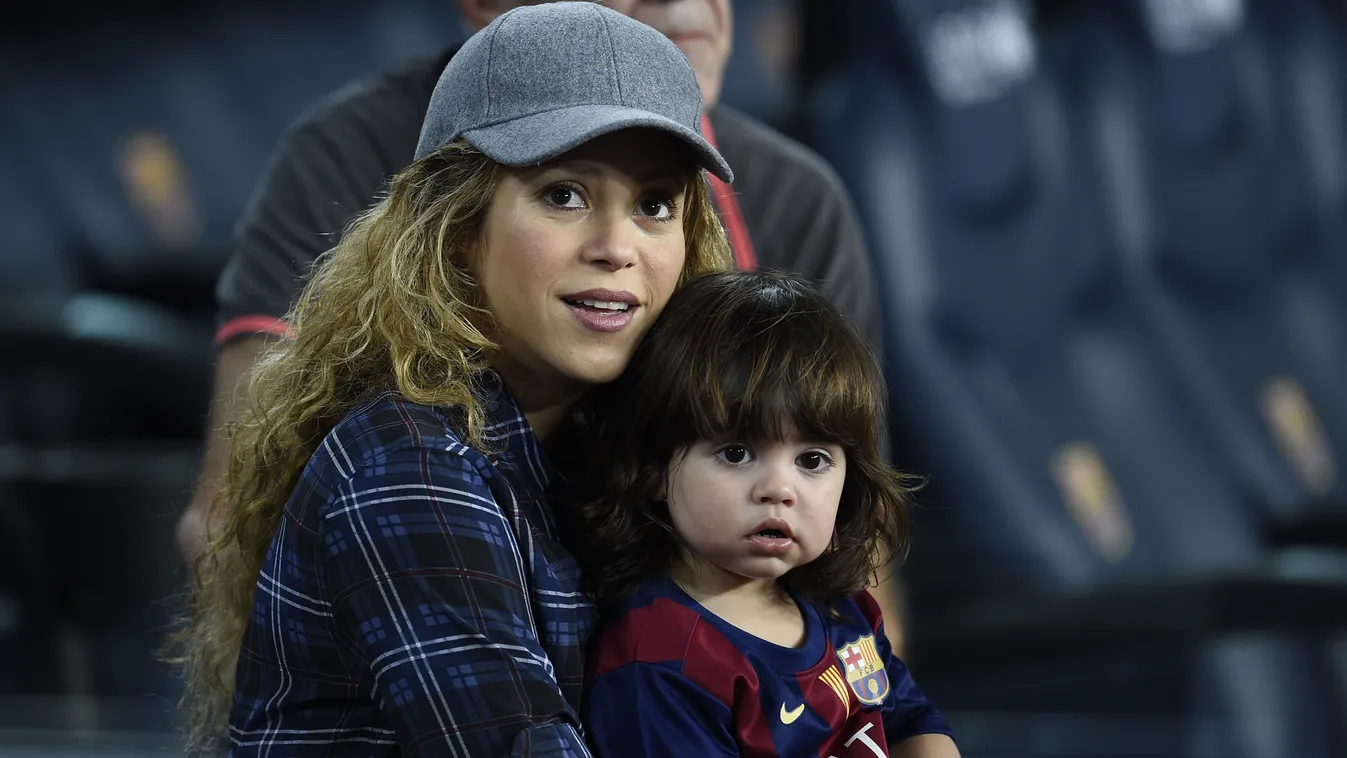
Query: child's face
[[664, 419, 846, 588]]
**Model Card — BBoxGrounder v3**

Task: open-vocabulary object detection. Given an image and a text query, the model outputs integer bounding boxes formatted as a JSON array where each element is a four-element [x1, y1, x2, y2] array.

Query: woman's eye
[[798, 451, 833, 472], [637, 196, 673, 220], [547, 186, 586, 209], [716, 445, 752, 465]]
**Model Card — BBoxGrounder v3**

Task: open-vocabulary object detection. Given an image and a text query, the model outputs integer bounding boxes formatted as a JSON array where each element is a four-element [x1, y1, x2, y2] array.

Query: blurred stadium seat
[[0, 0, 462, 743], [1056, 0, 1347, 547], [719, 0, 805, 131], [806, 0, 1347, 755], [1255, 0, 1347, 274]]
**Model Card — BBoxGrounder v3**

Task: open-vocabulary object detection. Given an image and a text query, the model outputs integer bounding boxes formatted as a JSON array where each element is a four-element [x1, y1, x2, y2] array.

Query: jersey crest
[[836, 635, 889, 706]]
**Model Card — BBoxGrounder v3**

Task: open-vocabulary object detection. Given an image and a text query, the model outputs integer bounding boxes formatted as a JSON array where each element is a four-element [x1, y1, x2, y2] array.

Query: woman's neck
[[521, 402, 574, 441], [488, 359, 582, 441]]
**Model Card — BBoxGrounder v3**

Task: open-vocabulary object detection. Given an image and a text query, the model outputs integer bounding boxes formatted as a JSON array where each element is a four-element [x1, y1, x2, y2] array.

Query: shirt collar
[[477, 371, 551, 495]]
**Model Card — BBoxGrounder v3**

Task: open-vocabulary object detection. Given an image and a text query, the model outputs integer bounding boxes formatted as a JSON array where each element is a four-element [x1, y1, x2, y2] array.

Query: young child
[[554, 271, 960, 758]]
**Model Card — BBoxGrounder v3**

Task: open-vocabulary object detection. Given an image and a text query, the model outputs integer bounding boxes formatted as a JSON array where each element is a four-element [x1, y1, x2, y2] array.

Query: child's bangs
[[685, 312, 883, 450]]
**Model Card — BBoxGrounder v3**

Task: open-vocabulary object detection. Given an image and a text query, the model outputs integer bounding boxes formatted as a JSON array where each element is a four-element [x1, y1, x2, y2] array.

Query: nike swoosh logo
[[780, 702, 805, 724]]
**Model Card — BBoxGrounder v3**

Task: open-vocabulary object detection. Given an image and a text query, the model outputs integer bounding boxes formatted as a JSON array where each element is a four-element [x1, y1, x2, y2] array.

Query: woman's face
[[473, 129, 692, 408]]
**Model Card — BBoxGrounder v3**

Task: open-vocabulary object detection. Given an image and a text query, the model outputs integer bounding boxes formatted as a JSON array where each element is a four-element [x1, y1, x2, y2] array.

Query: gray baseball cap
[[414, 1, 733, 183]]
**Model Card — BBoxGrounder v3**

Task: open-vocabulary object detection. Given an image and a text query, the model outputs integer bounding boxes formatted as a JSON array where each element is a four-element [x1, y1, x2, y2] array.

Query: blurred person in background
[[177, 0, 905, 645]]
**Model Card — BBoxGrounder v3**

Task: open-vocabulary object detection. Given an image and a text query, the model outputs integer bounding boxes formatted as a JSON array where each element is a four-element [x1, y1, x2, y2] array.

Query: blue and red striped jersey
[[583, 577, 954, 757]]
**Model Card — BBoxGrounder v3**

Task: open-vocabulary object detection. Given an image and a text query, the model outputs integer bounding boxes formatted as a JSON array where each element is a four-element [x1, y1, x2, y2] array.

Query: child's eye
[[797, 450, 835, 473], [715, 444, 754, 465]]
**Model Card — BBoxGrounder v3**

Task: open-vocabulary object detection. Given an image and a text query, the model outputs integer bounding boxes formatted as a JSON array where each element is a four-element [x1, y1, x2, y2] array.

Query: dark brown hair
[[553, 270, 915, 612]]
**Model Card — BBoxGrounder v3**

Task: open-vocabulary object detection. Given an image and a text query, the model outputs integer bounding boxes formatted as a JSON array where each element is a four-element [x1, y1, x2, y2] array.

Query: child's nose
[[752, 466, 797, 506]]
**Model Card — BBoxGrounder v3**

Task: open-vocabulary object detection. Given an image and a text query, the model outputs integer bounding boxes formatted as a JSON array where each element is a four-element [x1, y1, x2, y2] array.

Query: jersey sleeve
[[214, 114, 400, 344], [320, 443, 590, 757], [582, 662, 739, 758], [852, 592, 957, 745]]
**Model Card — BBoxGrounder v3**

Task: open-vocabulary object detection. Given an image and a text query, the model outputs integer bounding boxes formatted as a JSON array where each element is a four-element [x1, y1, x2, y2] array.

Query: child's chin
[[728, 559, 795, 582]]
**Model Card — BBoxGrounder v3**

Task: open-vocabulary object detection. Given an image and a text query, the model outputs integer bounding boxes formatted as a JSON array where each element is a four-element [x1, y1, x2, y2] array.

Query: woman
[[170, 3, 733, 755]]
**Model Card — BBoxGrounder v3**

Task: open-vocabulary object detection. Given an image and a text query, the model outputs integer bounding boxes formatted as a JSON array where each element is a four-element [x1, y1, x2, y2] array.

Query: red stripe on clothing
[[586, 597, 779, 755], [852, 591, 883, 635], [799, 646, 853, 732], [586, 597, 703, 681], [215, 314, 293, 345], [679, 619, 778, 756], [701, 114, 757, 271]]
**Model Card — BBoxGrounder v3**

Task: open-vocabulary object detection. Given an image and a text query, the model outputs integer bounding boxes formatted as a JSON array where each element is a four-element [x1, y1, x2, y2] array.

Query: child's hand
[[894, 733, 961, 758]]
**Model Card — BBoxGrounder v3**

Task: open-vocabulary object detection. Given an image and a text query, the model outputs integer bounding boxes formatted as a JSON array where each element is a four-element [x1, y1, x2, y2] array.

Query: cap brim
[[462, 105, 733, 183]]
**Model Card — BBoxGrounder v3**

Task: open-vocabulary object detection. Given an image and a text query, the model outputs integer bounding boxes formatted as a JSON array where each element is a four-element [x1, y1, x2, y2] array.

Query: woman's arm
[[319, 443, 590, 757]]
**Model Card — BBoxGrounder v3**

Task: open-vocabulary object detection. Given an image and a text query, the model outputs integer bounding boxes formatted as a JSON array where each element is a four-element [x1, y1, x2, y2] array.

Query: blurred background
[[4, 0, 1347, 755]]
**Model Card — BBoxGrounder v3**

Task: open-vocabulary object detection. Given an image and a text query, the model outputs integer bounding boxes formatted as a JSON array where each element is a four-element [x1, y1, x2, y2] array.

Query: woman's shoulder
[[318, 391, 482, 477]]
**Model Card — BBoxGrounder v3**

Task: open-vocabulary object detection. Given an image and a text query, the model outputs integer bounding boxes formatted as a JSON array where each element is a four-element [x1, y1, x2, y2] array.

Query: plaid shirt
[[229, 378, 598, 756]]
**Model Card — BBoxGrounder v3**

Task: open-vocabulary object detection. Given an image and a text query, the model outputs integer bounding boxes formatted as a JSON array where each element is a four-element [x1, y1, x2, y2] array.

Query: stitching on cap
[[483, 14, 507, 119], [593, 3, 623, 104]]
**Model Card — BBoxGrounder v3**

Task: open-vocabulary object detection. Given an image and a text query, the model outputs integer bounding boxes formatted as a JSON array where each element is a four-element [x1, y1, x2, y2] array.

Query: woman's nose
[[580, 211, 640, 270]]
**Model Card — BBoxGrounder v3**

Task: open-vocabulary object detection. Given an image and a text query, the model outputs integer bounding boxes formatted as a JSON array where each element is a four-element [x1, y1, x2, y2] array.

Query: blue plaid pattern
[[229, 378, 598, 757]]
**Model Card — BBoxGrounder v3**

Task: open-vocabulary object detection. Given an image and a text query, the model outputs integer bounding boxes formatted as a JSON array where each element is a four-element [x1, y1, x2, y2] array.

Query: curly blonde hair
[[166, 139, 732, 754]]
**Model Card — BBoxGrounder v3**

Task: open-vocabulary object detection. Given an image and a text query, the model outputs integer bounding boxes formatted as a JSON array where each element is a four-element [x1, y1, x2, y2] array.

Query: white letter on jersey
[[827, 721, 886, 758]]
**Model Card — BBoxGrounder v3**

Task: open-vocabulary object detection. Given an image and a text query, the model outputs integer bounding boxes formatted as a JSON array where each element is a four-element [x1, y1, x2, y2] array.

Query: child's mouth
[[746, 520, 794, 556]]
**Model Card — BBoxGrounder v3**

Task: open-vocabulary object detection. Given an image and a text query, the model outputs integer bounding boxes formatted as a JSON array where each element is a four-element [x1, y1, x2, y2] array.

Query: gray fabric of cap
[[414, 1, 733, 183]]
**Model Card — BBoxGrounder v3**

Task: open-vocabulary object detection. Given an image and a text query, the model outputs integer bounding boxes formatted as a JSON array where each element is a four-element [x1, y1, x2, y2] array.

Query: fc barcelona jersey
[[583, 577, 954, 757]]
